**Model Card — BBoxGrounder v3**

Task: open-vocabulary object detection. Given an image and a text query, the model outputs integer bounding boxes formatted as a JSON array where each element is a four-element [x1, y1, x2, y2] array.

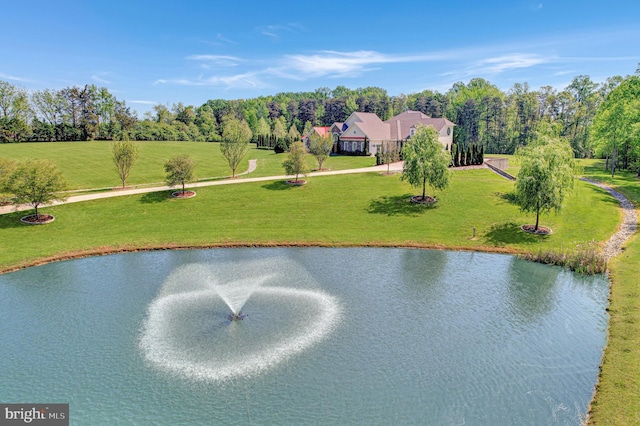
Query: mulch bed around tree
[[410, 195, 437, 205], [521, 224, 553, 235], [286, 180, 307, 186], [171, 191, 196, 199], [20, 214, 55, 225]]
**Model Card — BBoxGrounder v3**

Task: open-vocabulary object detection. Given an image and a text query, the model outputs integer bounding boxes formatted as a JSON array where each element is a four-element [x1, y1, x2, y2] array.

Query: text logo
[[0, 404, 68, 426]]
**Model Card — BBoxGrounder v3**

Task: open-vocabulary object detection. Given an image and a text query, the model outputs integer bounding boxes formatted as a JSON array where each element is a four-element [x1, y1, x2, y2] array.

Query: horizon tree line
[[2, 67, 639, 172]]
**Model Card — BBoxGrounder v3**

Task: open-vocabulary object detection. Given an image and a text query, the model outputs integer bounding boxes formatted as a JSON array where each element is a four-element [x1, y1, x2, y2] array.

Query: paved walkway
[[0, 160, 404, 215]]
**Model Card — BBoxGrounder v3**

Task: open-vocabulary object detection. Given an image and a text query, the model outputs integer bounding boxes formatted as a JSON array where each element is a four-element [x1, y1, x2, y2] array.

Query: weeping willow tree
[[515, 136, 575, 231]]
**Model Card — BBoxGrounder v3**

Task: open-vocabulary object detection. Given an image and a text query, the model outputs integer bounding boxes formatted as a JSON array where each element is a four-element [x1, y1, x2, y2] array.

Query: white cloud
[[476, 54, 548, 73], [216, 33, 237, 45], [440, 53, 550, 80], [128, 100, 157, 105], [185, 55, 243, 67], [155, 70, 267, 90], [284, 50, 447, 78], [155, 47, 580, 89], [186, 55, 242, 62], [0, 72, 31, 82], [91, 73, 111, 84], [259, 24, 303, 39]]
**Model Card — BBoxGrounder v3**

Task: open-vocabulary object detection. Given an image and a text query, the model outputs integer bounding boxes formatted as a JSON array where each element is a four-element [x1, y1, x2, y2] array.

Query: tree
[[307, 132, 333, 170], [282, 141, 310, 183], [7, 159, 67, 219], [288, 124, 301, 142], [220, 116, 252, 177], [31, 89, 64, 126], [378, 141, 400, 173], [0, 157, 16, 201], [514, 137, 575, 231], [256, 117, 271, 138], [401, 125, 451, 201], [590, 75, 640, 177], [112, 140, 139, 188], [272, 117, 287, 140], [164, 155, 196, 195]]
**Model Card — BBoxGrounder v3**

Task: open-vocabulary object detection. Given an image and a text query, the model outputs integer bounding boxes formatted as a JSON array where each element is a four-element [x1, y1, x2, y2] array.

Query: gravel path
[[580, 178, 638, 261]]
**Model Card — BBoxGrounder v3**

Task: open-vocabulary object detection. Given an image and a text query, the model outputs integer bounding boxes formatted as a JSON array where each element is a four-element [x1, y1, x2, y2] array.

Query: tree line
[[1, 70, 639, 171]]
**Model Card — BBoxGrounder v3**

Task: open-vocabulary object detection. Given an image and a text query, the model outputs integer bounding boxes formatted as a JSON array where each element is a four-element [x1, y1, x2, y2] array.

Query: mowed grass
[[0, 168, 618, 272], [0, 141, 376, 190], [581, 161, 640, 425], [0, 147, 636, 423]]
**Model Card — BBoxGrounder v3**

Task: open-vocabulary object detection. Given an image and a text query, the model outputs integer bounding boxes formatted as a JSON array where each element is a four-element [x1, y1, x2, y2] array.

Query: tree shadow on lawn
[[495, 191, 519, 205], [0, 212, 35, 229], [484, 221, 548, 246], [367, 194, 436, 217], [139, 191, 171, 204], [262, 181, 296, 191]]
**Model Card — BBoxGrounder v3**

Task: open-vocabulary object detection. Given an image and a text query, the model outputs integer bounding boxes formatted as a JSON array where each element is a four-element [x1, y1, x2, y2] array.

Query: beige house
[[333, 110, 454, 155]]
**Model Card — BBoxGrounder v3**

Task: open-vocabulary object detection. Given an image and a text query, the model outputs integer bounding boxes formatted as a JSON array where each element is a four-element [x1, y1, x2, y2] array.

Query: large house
[[330, 110, 454, 155]]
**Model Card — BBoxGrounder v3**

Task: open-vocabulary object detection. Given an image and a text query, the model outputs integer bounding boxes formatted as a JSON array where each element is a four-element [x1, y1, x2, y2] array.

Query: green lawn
[[580, 161, 640, 425], [0, 141, 376, 190], [0, 167, 618, 271]]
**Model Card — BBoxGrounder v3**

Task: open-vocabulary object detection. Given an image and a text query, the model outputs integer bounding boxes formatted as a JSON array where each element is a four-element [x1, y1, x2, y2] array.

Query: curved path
[[580, 178, 638, 261], [0, 160, 404, 215]]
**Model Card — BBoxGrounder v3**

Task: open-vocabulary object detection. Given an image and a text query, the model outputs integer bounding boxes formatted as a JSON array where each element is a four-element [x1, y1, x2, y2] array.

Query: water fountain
[[138, 259, 342, 382]]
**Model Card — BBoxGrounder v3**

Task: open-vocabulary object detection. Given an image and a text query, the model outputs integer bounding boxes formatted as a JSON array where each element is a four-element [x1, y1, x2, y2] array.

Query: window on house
[[410, 128, 415, 137]]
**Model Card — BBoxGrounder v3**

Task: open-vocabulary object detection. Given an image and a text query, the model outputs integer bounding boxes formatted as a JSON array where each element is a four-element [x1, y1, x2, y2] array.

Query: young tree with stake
[[307, 133, 333, 170], [112, 140, 139, 188], [221, 117, 252, 178], [7, 159, 67, 219], [164, 154, 196, 196], [282, 141, 310, 183]]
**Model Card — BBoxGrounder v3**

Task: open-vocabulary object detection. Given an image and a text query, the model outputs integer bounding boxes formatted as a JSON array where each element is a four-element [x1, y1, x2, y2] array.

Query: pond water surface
[[0, 248, 609, 425]]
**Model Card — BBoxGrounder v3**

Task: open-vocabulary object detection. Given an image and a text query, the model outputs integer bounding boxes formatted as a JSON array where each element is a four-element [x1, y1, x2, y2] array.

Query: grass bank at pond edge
[[582, 161, 640, 425]]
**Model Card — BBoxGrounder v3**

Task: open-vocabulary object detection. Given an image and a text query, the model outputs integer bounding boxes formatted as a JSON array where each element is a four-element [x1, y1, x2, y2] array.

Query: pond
[[0, 248, 609, 425]]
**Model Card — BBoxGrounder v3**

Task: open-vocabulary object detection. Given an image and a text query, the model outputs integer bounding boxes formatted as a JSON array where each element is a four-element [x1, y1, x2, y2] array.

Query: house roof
[[342, 112, 390, 140], [304, 126, 330, 140], [312, 126, 330, 138], [336, 110, 454, 142], [385, 110, 454, 140]]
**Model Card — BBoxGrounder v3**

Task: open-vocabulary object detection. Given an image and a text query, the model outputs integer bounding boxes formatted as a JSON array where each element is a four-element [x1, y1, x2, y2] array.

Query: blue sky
[[2, 0, 639, 116]]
